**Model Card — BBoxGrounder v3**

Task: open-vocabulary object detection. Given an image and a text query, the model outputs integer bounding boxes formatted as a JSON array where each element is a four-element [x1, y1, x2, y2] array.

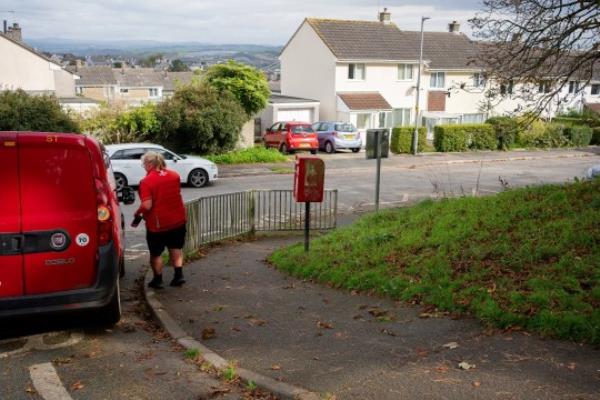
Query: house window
[[462, 113, 485, 123], [430, 72, 445, 88], [473, 73, 485, 88], [538, 81, 551, 93], [568, 81, 580, 94], [397, 64, 413, 80], [348, 63, 365, 80], [356, 113, 371, 129], [392, 108, 411, 127], [500, 80, 514, 95], [590, 84, 600, 95], [76, 87, 83, 95], [149, 88, 159, 97]]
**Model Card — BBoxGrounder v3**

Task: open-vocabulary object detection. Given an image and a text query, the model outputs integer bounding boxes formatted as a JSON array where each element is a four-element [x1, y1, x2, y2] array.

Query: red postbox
[[293, 156, 325, 202]]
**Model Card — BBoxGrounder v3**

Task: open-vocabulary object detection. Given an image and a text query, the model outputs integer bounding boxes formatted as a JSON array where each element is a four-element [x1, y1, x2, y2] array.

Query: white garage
[[257, 93, 320, 141]]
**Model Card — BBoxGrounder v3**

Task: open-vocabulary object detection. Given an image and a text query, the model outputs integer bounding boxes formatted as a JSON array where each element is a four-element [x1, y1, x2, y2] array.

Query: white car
[[105, 143, 218, 190]]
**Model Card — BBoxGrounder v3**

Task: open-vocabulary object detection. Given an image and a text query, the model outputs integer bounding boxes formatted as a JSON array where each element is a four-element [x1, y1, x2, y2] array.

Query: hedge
[[390, 126, 426, 153], [592, 127, 600, 145], [563, 125, 593, 147], [433, 124, 495, 152], [486, 116, 519, 150]]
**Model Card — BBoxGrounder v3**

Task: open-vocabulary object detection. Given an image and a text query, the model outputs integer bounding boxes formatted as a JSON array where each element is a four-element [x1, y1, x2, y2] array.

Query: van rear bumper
[[0, 242, 119, 318]]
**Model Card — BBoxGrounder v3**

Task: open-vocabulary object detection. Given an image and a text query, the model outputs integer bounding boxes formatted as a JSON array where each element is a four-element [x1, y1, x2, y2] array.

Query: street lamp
[[412, 16, 430, 155]]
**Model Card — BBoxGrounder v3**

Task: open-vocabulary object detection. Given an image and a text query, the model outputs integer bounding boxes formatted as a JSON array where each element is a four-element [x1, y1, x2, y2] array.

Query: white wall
[[335, 63, 417, 110], [0, 36, 58, 93], [442, 71, 488, 114], [280, 21, 337, 121]]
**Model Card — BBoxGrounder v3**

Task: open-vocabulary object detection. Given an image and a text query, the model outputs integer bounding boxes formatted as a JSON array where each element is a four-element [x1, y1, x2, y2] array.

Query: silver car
[[105, 143, 218, 190], [312, 121, 362, 153]]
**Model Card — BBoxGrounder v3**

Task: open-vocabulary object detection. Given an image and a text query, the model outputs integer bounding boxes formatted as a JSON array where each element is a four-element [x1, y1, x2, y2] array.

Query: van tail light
[[95, 178, 113, 246]]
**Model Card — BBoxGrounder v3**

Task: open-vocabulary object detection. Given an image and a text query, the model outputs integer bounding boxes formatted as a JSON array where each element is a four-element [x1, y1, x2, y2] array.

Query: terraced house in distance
[[279, 9, 600, 141]]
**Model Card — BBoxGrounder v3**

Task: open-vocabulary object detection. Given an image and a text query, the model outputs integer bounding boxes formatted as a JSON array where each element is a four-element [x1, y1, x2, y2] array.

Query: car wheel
[[351, 148, 360, 153], [310, 149, 318, 155], [188, 168, 208, 188], [324, 141, 334, 154], [114, 173, 127, 192], [99, 278, 121, 326], [280, 143, 289, 154]]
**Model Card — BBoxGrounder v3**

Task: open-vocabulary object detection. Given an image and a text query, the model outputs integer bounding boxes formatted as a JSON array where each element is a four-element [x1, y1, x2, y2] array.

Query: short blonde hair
[[142, 151, 166, 170]]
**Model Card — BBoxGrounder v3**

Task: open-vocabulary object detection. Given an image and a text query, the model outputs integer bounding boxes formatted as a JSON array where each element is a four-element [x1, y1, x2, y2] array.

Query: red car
[[0, 132, 134, 325], [263, 121, 319, 154]]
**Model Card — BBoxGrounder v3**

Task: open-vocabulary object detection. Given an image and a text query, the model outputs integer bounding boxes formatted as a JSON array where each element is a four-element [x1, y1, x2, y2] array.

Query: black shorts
[[146, 225, 186, 257]]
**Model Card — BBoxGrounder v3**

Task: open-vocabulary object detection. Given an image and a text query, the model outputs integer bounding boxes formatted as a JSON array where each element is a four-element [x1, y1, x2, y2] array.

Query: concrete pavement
[[146, 236, 600, 400]]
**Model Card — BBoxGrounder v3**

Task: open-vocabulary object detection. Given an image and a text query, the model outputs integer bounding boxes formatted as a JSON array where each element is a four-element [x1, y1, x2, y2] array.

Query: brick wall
[[427, 91, 446, 111]]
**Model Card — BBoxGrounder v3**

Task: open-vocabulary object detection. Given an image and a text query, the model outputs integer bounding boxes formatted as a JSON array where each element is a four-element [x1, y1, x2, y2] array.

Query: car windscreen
[[291, 125, 314, 134], [334, 123, 357, 132]]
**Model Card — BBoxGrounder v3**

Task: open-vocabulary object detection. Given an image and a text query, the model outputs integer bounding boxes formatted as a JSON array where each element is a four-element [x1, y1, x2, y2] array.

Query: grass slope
[[270, 179, 600, 344]]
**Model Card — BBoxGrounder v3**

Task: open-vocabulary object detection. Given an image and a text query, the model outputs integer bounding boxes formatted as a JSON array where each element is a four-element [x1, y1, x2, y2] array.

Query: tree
[[203, 60, 270, 117], [0, 90, 79, 132], [169, 59, 190, 72], [155, 83, 246, 154], [79, 103, 159, 144], [139, 53, 163, 68], [470, 0, 599, 113]]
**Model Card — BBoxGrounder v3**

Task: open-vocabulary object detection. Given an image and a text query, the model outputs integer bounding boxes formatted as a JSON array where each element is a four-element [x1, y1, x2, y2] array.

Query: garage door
[[277, 108, 312, 122]]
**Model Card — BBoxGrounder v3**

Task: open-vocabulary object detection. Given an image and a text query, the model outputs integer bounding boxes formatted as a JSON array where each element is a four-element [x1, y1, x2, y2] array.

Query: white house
[[0, 23, 79, 98], [281, 11, 600, 140], [280, 12, 488, 140]]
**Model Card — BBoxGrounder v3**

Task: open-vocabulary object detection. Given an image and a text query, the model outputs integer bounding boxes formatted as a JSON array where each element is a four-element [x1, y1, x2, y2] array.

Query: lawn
[[204, 147, 289, 164], [270, 178, 600, 344]]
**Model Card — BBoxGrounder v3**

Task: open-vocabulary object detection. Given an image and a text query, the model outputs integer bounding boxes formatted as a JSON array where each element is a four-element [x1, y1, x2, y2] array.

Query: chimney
[[448, 21, 460, 34], [378, 8, 391, 24], [6, 22, 22, 41], [3, 20, 7, 34]]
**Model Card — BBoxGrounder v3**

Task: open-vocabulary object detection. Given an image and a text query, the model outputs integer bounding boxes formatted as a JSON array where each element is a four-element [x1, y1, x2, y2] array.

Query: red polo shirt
[[137, 169, 186, 232]]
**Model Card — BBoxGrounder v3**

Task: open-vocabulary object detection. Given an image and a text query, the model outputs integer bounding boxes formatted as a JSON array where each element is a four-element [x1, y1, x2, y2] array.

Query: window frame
[[348, 63, 366, 80], [430, 72, 446, 89], [397, 64, 413, 81]]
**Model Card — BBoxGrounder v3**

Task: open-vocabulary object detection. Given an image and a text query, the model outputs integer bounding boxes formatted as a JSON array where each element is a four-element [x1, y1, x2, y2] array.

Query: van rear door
[[0, 132, 24, 298], [18, 133, 98, 295]]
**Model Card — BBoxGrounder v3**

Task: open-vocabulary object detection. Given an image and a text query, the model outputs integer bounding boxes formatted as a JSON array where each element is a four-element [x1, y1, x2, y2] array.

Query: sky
[[1, 0, 484, 45]]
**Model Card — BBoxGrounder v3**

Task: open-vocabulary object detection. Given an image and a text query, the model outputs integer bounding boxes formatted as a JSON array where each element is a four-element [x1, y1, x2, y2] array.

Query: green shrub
[[553, 117, 584, 126], [518, 120, 567, 148], [433, 124, 495, 152], [563, 125, 592, 147], [0, 89, 79, 132], [390, 126, 426, 154], [591, 127, 600, 145], [204, 147, 288, 164], [486, 116, 519, 150]]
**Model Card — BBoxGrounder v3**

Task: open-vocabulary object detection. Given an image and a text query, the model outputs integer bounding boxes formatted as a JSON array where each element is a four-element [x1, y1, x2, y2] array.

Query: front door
[[0, 132, 24, 298], [18, 133, 98, 295]]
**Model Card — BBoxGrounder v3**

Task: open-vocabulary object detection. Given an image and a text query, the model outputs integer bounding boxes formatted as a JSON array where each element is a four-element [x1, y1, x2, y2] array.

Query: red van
[[0, 132, 134, 325], [263, 121, 319, 154]]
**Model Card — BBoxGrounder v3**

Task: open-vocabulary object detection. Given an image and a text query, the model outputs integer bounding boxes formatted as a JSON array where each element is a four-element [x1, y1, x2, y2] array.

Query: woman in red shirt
[[133, 151, 187, 289]]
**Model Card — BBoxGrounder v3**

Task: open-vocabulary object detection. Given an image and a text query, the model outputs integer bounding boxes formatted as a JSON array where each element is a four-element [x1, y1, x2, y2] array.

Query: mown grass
[[270, 178, 600, 344], [204, 147, 289, 164]]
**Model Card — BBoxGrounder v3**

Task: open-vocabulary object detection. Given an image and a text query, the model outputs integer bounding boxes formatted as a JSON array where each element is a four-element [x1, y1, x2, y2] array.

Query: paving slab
[[153, 236, 600, 400]]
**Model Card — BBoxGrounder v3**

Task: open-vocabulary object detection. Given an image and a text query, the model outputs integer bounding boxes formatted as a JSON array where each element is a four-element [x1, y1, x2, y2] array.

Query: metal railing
[[184, 189, 337, 253]]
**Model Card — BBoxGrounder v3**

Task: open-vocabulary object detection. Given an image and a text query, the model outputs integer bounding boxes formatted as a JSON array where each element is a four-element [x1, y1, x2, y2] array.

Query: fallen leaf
[[435, 365, 449, 373], [202, 327, 216, 340], [25, 385, 36, 394], [313, 356, 320, 361], [70, 381, 85, 391], [231, 327, 241, 332], [415, 347, 429, 358], [443, 342, 459, 350], [317, 321, 334, 329], [472, 381, 481, 388], [458, 361, 475, 370], [52, 357, 72, 365], [368, 308, 387, 317], [270, 364, 281, 370], [380, 328, 397, 337], [567, 362, 576, 370], [353, 314, 363, 320], [248, 318, 267, 327]]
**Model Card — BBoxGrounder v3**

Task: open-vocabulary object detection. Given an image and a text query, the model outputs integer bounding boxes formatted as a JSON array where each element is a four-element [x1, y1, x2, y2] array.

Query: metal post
[[304, 201, 310, 252], [413, 16, 430, 155], [375, 130, 381, 212]]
